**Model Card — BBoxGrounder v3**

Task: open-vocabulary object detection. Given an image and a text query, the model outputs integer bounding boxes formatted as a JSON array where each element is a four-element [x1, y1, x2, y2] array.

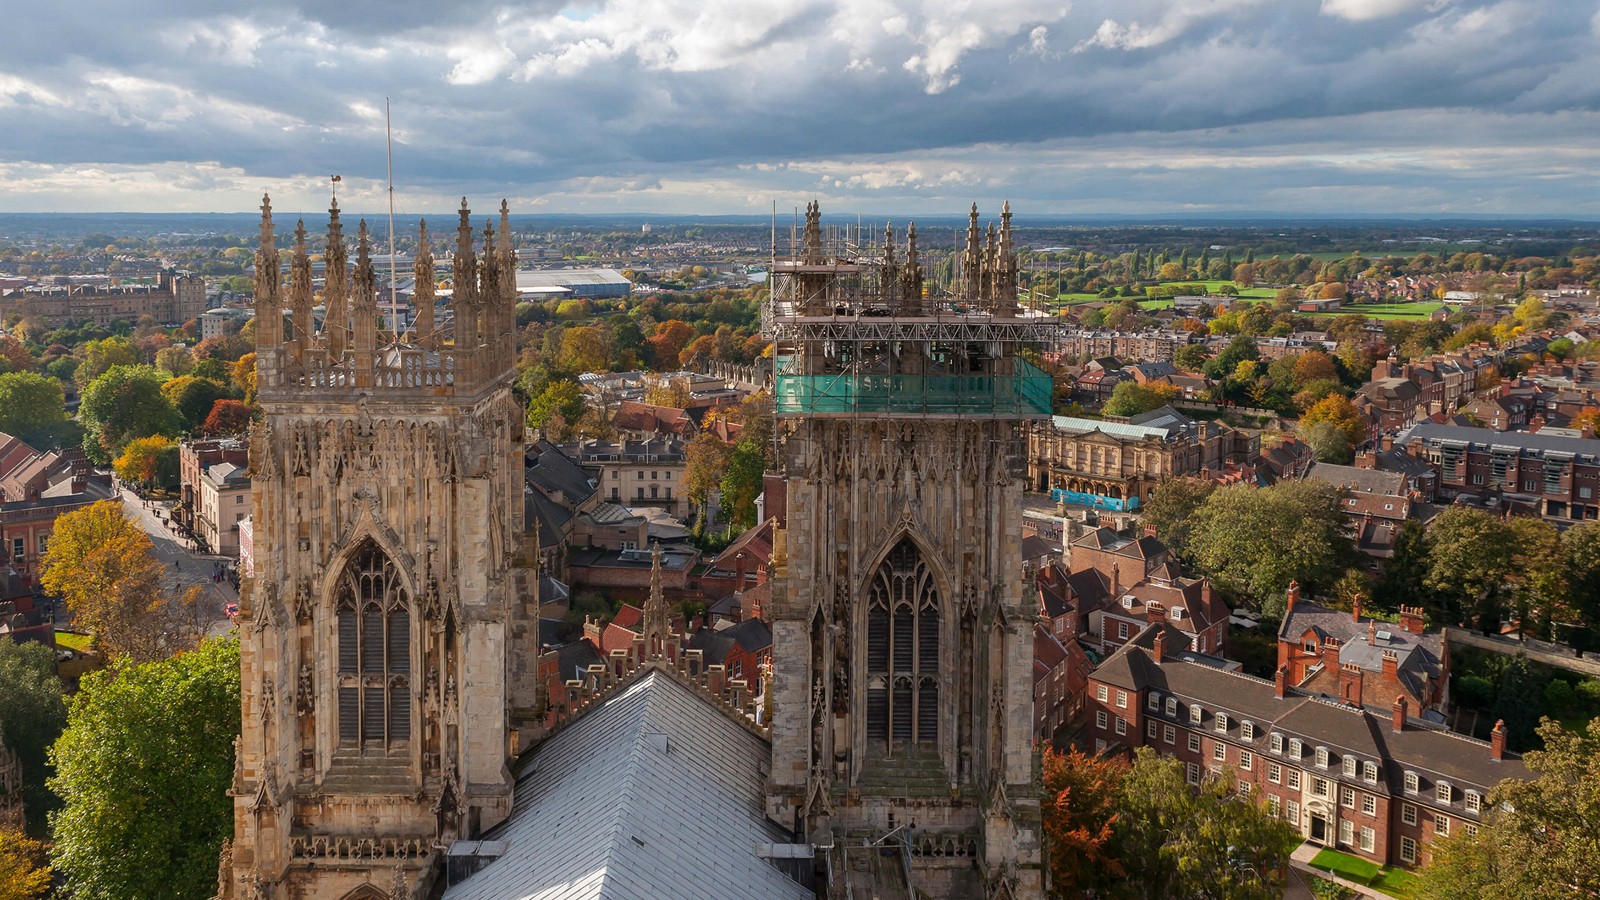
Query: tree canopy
[[48, 637, 240, 900], [78, 364, 180, 465], [0, 372, 75, 450], [1186, 480, 1355, 615], [0, 640, 67, 834], [1414, 716, 1600, 899], [1104, 380, 1180, 418]]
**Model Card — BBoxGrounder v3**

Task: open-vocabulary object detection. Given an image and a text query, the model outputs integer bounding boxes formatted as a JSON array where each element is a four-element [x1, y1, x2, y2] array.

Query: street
[[119, 486, 239, 637]]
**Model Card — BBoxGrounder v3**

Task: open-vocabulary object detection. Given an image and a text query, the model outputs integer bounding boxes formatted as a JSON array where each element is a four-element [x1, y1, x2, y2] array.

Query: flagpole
[[385, 98, 400, 343]]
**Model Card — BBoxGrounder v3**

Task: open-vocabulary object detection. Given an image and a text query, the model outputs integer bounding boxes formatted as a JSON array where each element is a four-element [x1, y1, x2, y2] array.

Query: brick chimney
[[1381, 433, 1394, 452], [1321, 636, 1341, 675], [1398, 605, 1425, 635], [1381, 648, 1398, 681], [1368, 620, 1377, 645], [1144, 521, 1158, 539], [1392, 695, 1408, 732], [1112, 564, 1121, 597], [1286, 580, 1301, 614], [583, 615, 601, 647], [1153, 629, 1166, 664], [1146, 601, 1165, 625], [1351, 593, 1362, 623], [1275, 664, 1289, 699], [1490, 719, 1507, 761], [1339, 662, 1364, 705]]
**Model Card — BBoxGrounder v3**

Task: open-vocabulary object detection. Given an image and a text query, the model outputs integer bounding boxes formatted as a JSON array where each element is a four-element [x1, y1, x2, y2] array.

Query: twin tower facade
[[224, 197, 1044, 899]]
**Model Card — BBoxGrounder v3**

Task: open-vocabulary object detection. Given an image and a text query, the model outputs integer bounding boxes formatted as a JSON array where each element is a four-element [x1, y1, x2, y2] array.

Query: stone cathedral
[[764, 203, 1048, 897], [221, 196, 536, 900], [223, 194, 1045, 900]]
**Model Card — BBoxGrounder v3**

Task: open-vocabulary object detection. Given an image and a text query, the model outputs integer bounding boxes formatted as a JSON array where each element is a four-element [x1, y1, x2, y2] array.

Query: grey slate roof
[[1398, 422, 1600, 458], [1308, 463, 1406, 496], [443, 670, 807, 900]]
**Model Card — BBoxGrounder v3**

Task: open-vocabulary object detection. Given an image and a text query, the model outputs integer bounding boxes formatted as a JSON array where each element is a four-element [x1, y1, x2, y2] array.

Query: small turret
[[288, 220, 313, 360], [323, 197, 349, 357], [411, 220, 435, 347]]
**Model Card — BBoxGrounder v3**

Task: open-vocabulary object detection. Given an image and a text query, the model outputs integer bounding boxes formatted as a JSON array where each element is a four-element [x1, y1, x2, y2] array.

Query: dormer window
[[1190, 705, 1203, 725], [1343, 757, 1358, 777], [1405, 771, 1419, 794], [1364, 761, 1378, 784], [1270, 733, 1284, 754], [1316, 747, 1329, 768], [1215, 713, 1228, 733], [1165, 697, 1178, 717], [1289, 738, 1303, 758], [1241, 721, 1255, 741], [1147, 692, 1160, 711], [1466, 791, 1481, 814], [1437, 781, 1452, 804]]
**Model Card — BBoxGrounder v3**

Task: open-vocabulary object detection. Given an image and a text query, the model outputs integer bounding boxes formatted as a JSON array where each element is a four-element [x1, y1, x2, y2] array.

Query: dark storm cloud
[[0, 0, 1595, 213]]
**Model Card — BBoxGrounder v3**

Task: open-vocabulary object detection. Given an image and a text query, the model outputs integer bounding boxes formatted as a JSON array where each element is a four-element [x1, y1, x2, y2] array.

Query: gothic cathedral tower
[[765, 203, 1047, 898], [223, 197, 535, 900]]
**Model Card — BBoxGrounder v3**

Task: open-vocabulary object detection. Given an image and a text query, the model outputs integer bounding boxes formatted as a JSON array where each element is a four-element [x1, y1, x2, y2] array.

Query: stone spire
[[880, 222, 899, 309], [996, 200, 1018, 312], [479, 217, 500, 371], [644, 544, 669, 655], [451, 199, 479, 384], [352, 220, 377, 385], [495, 200, 516, 373], [411, 219, 435, 347], [288, 220, 314, 359], [984, 221, 998, 304], [962, 202, 983, 298], [903, 221, 924, 313], [323, 196, 349, 357], [253, 194, 282, 351], [802, 200, 823, 265]]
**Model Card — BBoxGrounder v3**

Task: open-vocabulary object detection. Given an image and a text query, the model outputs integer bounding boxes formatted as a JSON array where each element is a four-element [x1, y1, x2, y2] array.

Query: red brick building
[[1279, 584, 1448, 717], [1087, 625, 1527, 870]]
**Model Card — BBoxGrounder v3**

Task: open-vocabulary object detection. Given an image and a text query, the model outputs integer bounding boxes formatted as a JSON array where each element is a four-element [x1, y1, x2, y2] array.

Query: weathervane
[[331, 174, 342, 202]]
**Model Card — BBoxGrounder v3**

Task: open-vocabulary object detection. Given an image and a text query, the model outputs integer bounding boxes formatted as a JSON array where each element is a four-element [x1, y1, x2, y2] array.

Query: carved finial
[[413, 219, 435, 345], [643, 543, 669, 653], [259, 194, 273, 241]]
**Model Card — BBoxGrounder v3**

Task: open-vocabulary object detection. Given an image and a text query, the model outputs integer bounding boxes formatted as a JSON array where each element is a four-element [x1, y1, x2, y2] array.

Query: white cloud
[[1320, 0, 1447, 22]]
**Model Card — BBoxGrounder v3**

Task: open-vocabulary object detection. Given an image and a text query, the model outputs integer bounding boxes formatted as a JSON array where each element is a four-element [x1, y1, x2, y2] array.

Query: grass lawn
[[1310, 847, 1418, 898], [1309, 301, 1444, 321], [56, 631, 92, 653], [1372, 867, 1418, 898], [1311, 848, 1381, 883]]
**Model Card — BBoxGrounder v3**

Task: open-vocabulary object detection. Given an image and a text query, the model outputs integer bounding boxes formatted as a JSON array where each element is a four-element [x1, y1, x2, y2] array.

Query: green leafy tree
[[1109, 748, 1299, 900], [0, 372, 75, 449], [160, 375, 231, 431], [1172, 345, 1209, 372], [1104, 381, 1180, 418], [1414, 716, 1600, 899], [1140, 479, 1215, 559], [111, 436, 179, 490], [1562, 523, 1600, 653], [718, 439, 767, 532], [1299, 420, 1354, 464], [78, 365, 180, 464], [1425, 507, 1516, 630], [683, 431, 730, 529], [525, 379, 585, 440], [1187, 480, 1355, 615], [48, 637, 240, 900], [0, 641, 67, 833], [75, 337, 139, 387], [1373, 519, 1428, 613]]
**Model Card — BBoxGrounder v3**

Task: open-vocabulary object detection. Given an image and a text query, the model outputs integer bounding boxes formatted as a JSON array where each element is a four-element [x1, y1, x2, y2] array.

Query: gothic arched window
[[335, 540, 411, 749], [865, 538, 939, 752]]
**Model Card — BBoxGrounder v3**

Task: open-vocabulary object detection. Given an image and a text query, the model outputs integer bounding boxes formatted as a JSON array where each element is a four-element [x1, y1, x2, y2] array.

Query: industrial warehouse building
[[515, 268, 633, 299]]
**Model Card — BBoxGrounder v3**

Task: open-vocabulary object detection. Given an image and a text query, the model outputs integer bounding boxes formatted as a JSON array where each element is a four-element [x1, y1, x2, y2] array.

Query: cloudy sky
[[0, 0, 1596, 216]]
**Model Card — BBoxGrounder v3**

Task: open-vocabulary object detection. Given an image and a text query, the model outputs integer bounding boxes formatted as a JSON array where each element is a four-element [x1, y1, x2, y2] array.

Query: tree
[[683, 431, 730, 527], [75, 337, 139, 387], [1414, 716, 1600, 899], [1291, 351, 1339, 388], [201, 399, 253, 436], [1425, 507, 1516, 630], [1547, 337, 1576, 361], [557, 325, 611, 374], [153, 345, 193, 378], [1104, 381, 1180, 418], [0, 335, 31, 374], [0, 828, 51, 900], [525, 380, 585, 440], [1299, 394, 1367, 448], [1563, 523, 1600, 653], [1040, 747, 1124, 895], [719, 439, 767, 531], [160, 375, 230, 431], [78, 365, 180, 464], [38, 500, 199, 662], [1232, 263, 1257, 286], [1300, 420, 1354, 464], [0, 640, 67, 833], [1373, 519, 1428, 613], [111, 436, 178, 490], [1173, 344, 1209, 372], [1110, 748, 1299, 900], [1570, 407, 1600, 436], [0, 372, 74, 449], [647, 320, 694, 369], [49, 636, 239, 900], [1141, 479, 1215, 558], [1187, 481, 1355, 615], [230, 353, 256, 405]]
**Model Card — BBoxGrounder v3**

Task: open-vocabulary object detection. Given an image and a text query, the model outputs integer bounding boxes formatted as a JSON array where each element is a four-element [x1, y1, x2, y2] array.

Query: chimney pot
[[1352, 593, 1362, 623], [1153, 630, 1166, 664], [1392, 695, 1408, 732], [1491, 719, 1507, 760], [1286, 580, 1301, 613]]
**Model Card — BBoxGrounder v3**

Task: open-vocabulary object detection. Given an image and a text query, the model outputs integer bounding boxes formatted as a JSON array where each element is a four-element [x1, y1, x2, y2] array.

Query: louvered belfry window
[[335, 540, 411, 749], [865, 538, 940, 751]]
